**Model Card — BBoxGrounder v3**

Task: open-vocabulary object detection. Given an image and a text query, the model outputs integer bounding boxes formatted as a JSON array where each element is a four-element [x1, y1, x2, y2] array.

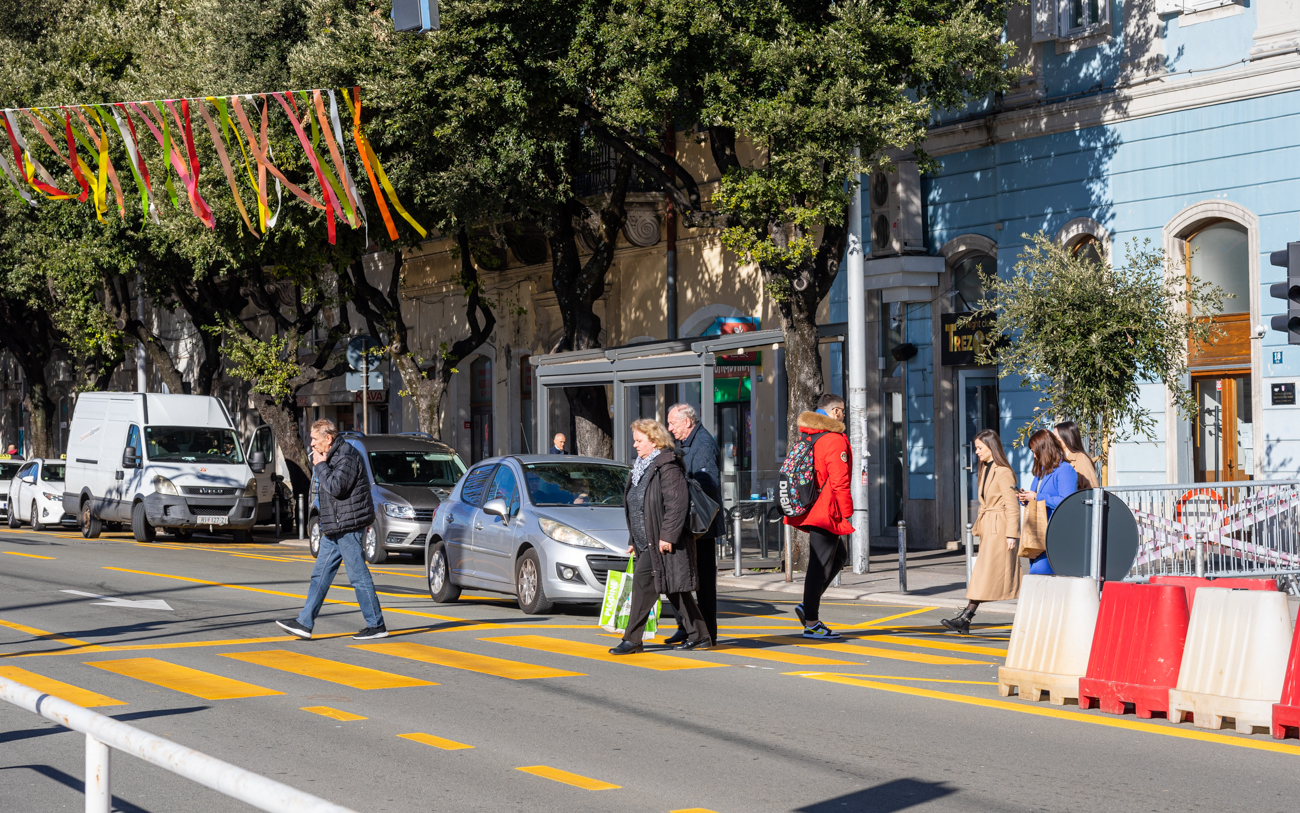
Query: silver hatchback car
[[425, 455, 632, 613]]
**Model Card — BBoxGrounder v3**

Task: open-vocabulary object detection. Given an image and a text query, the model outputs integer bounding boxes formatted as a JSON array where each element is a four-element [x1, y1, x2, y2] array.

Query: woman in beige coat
[[1054, 421, 1098, 489], [943, 428, 1020, 634]]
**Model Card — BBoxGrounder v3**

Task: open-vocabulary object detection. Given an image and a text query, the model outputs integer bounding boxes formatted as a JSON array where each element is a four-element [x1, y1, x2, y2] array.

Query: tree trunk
[[775, 280, 825, 451], [23, 379, 55, 460]]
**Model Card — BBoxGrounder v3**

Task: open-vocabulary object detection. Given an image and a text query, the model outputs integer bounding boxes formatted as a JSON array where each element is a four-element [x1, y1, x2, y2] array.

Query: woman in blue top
[[1018, 429, 1079, 575]]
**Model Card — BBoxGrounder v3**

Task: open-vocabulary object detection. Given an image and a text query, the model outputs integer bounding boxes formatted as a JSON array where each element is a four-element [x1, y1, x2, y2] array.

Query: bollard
[[784, 525, 793, 583], [897, 521, 907, 594], [86, 733, 110, 813], [964, 522, 973, 586], [274, 494, 282, 539], [733, 507, 743, 577], [297, 494, 306, 540], [1195, 530, 1206, 578]]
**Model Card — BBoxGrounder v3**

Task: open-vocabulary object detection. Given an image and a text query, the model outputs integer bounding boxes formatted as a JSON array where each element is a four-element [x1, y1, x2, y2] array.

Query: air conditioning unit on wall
[[868, 159, 925, 258]]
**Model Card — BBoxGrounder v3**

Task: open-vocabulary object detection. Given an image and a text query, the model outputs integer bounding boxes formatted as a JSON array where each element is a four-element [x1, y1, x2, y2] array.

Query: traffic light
[[1270, 242, 1300, 345], [392, 0, 439, 33]]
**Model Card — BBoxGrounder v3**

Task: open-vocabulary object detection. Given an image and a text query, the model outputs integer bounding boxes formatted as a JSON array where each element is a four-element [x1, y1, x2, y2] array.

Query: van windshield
[[145, 427, 245, 464]]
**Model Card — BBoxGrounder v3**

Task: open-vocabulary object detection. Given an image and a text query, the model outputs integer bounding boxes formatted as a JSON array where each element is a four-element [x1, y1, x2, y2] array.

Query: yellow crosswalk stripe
[[709, 646, 864, 666], [302, 706, 367, 721], [797, 643, 992, 666], [352, 642, 584, 680], [0, 666, 126, 707], [784, 671, 999, 686], [672, 809, 720, 812], [516, 765, 620, 790], [856, 634, 1007, 657], [482, 635, 726, 672], [4, 551, 55, 559], [89, 658, 283, 699], [0, 617, 108, 654], [220, 650, 436, 689], [400, 732, 473, 750]]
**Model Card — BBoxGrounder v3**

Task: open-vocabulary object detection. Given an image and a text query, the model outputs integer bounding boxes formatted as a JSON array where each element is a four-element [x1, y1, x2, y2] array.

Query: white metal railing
[[0, 675, 359, 813]]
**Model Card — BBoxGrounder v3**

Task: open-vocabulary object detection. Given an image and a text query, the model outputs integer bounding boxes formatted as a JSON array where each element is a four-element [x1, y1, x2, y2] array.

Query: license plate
[[196, 515, 229, 525]]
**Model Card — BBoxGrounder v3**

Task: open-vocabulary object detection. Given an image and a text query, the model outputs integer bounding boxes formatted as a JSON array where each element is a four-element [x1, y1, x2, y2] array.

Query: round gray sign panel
[[1044, 489, 1139, 581], [347, 335, 380, 371]]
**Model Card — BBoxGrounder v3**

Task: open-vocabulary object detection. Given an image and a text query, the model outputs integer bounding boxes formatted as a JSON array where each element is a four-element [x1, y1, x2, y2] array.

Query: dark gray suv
[[308, 434, 466, 564]]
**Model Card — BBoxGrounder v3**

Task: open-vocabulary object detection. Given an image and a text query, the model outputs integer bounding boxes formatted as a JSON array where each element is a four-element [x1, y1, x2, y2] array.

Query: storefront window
[[470, 357, 493, 462]]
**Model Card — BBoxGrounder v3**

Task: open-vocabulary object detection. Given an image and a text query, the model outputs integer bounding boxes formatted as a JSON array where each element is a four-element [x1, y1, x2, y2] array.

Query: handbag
[[599, 558, 660, 640], [1019, 499, 1048, 559], [686, 475, 720, 536]]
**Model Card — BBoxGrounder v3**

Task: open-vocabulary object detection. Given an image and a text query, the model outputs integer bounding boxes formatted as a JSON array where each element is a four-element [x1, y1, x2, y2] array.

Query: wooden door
[[1192, 374, 1253, 482]]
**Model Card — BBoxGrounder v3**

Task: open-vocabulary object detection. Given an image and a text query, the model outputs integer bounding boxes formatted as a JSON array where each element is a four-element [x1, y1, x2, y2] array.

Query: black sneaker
[[353, 625, 389, 640], [276, 619, 312, 640], [794, 603, 806, 625]]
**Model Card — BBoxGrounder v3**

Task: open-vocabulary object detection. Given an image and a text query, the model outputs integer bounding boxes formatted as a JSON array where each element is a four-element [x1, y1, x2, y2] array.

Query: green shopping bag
[[599, 557, 660, 640]]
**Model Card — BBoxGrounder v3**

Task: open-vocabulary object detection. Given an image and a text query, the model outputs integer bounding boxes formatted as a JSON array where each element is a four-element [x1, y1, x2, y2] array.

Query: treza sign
[[940, 311, 997, 366]]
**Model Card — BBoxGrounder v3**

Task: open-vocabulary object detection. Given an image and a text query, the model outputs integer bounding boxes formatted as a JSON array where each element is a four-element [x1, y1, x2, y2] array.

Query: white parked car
[[0, 454, 23, 520], [8, 459, 75, 531]]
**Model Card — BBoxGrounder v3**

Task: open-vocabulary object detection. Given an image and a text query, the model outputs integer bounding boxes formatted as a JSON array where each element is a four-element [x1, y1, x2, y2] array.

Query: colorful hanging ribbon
[[103, 104, 154, 221], [273, 92, 338, 244], [1, 110, 73, 200], [197, 98, 257, 237], [73, 106, 125, 220], [165, 99, 214, 228], [230, 94, 326, 218], [342, 86, 426, 240], [327, 90, 368, 244]]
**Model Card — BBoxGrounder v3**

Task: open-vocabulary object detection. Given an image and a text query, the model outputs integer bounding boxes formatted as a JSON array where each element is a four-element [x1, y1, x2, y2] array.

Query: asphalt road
[[1, 527, 1297, 813]]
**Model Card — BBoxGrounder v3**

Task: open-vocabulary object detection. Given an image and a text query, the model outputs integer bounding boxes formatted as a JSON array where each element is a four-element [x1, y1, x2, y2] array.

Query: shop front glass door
[[958, 374, 999, 530], [1193, 374, 1252, 482]]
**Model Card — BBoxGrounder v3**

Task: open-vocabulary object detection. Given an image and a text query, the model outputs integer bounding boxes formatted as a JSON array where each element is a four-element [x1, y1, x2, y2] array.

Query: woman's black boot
[[941, 607, 974, 635]]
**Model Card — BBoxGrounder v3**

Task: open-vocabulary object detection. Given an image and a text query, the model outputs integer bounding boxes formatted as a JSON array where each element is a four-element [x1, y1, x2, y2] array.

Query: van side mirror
[[122, 447, 139, 469], [250, 451, 266, 474], [482, 498, 508, 519]]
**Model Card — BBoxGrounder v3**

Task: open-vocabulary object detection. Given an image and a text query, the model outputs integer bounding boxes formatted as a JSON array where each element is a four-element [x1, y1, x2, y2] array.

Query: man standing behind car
[[666, 402, 721, 645], [277, 419, 388, 640]]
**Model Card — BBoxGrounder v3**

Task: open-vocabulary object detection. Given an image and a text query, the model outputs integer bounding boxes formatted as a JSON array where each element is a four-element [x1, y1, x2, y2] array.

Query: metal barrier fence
[[0, 675, 358, 813], [1109, 479, 1300, 587]]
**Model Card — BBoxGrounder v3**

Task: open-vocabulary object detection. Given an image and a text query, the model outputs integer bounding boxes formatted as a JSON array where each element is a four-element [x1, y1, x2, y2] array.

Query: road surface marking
[[857, 607, 937, 626], [855, 634, 1007, 657], [516, 765, 619, 790], [709, 646, 865, 666], [0, 666, 126, 707], [302, 706, 367, 721], [89, 658, 283, 699], [369, 568, 423, 579], [793, 673, 1300, 755], [230, 553, 300, 562], [400, 732, 473, 750], [353, 642, 585, 680], [61, 590, 173, 611], [0, 617, 107, 654], [4, 551, 55, 560], [482, 635, 726, 671], [672, 809, 720, 812], [221, 650, 436, 689], [784, 671, 999, 685], [798, 642, 992, 666]]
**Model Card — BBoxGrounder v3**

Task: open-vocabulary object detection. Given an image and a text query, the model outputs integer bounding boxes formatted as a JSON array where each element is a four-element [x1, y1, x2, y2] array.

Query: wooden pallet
[[998, 666, 1082, 706], [1168, 689, 1275, 734]]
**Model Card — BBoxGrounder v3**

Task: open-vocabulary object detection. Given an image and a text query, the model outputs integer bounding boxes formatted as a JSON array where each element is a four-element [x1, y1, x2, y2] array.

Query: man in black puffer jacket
[[277, 419, 387, 640]]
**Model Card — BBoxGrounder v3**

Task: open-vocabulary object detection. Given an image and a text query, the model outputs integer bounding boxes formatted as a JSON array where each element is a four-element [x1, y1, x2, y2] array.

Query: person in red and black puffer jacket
[[784, 393, 854, 639]]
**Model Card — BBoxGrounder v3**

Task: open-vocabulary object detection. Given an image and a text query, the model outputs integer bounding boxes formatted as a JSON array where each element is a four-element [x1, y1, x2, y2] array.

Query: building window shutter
[[1032, 0, 1059, 41]]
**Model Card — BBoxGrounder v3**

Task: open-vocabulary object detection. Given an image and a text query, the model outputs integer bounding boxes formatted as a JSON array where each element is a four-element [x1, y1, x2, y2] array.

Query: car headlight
[[539, 518, 604, 549], [244, 479, 257, 497], [383, 502, 416, 520], [153, 475, 179, 496], [41, 492, 58, 501]]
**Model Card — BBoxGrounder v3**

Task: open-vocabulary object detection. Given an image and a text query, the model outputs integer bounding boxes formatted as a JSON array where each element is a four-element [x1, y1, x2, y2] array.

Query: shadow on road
[[0, 706, 209, 745], [0, 764, 157, 813], [796, 778, 956, 812]]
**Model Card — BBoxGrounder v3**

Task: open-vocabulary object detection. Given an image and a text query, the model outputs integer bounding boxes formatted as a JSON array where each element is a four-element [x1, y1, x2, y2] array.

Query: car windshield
[[145, 426, 244, 464], [41, 464, 66, 481], [369, 451, 465, 487], [0, 462, 22, 480], [523, 463, 629, 506]]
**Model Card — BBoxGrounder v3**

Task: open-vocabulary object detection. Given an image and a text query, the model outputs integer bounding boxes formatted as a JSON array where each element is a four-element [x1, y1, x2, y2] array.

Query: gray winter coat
[[315, 439, 374, 536], [623, 453, 698, 594]]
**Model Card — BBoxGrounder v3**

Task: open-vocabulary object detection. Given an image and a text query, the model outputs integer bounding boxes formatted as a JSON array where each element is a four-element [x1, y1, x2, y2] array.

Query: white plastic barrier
[[0, 675, 358, 813], [998, 575, 1100, 705], [1168, 586, 1293, 733]]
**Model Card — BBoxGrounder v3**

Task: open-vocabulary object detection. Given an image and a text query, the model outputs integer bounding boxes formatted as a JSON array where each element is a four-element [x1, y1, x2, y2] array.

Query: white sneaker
[[802, 621, 841, 640]]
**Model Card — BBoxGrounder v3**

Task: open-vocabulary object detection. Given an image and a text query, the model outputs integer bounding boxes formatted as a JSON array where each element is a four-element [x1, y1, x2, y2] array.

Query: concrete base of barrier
[[997, 575, 1100, 706], [1170, 692, 1274, 734]]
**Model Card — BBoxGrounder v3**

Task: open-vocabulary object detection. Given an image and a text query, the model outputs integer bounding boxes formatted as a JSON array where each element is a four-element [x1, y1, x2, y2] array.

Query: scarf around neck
[[631, 448, 662, 486]]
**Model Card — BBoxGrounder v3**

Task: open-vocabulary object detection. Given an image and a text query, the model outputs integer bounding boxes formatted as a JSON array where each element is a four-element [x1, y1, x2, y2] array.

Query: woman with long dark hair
[[943, 429, 1020, 634], [1053, 420, 1097, 490], [1019, 429, 1079, 576]]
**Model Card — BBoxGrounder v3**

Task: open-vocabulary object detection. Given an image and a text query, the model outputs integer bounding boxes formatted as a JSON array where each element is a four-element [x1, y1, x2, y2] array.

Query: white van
[[62, 393, 266, 543]]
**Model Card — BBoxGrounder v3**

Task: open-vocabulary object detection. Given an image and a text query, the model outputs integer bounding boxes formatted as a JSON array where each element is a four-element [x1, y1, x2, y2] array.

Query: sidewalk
[[716, 548, 1019, 615]]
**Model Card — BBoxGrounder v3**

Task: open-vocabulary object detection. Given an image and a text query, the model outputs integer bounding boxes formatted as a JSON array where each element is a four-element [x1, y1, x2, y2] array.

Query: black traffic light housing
[[1269, 242, 1300, 345]]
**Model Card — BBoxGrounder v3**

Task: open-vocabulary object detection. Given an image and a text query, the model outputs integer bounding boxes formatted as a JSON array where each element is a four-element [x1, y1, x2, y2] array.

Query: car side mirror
[[122, 447, 139, 469], [482, 498, 508, 519], [250, 451, 266, 474], [21, 475, 35, 485]]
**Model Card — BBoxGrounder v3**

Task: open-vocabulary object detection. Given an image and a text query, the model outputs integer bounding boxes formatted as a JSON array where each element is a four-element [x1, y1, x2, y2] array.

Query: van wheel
[[364, 526, 387, 564], [515, 549, 553, 615], [131, 502, 156, 543], [80, 502, 101, 539], [30, 502, 44, 533], [426, 541, 460, 603], [308, 517, 321, 558]]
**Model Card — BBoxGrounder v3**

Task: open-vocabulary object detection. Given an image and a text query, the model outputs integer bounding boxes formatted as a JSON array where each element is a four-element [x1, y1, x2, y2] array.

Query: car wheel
[[80, 501, 101, 539], [7, 504, 18, 529], [515, 548, 553, 615], [426, 541, 461, 603], [30, 501, 43, 533], [364, 526, 387, 565], [308, 517, 321, 558], [131, 502, 156, 543]]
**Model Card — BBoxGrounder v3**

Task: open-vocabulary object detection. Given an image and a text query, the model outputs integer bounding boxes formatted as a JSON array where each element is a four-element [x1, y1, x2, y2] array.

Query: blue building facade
[[853, 0, 1300, 549]]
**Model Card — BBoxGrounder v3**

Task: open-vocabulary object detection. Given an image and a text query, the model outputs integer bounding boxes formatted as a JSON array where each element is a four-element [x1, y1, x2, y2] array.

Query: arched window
[[951, 252, 995, 310], [1056, 217, 1109, 269], [1186, 221, 1250, 315], [1071, 235, 1105, 267]]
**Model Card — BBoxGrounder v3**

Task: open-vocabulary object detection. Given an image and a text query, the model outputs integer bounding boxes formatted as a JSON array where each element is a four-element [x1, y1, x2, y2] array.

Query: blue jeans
[[1029, 552, 1055, 576], [297, 528, 385, 629]]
